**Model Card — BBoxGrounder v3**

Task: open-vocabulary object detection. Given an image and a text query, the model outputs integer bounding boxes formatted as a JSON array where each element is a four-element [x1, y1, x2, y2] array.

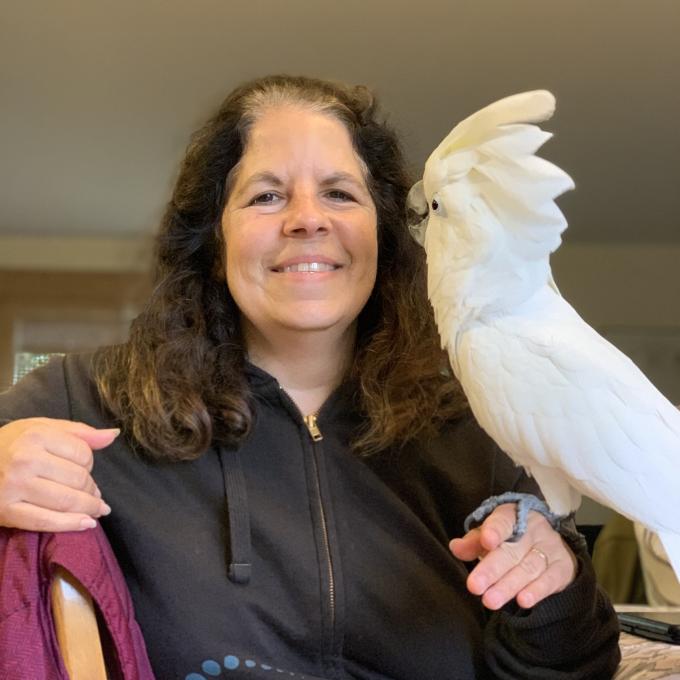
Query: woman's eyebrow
[[233, 171, 283, 199], [319, 172, 367, 191]]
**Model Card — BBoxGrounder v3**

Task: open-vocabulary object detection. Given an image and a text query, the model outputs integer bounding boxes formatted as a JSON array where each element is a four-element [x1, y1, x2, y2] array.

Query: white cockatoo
[[407, 90, 680, 578]]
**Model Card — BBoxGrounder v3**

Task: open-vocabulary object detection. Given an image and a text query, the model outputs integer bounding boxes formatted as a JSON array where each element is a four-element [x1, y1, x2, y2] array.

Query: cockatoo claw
[[463, 492, 565, 542]]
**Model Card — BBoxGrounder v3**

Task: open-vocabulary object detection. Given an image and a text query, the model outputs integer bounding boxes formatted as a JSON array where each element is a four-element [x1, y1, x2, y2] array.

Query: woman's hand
[[0, 418, 118, 532], [449, 502, 578, 610]]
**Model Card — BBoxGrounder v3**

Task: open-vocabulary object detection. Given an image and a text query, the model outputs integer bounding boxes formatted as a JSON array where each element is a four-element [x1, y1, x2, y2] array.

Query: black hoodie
[[0, 354, 620, 679]]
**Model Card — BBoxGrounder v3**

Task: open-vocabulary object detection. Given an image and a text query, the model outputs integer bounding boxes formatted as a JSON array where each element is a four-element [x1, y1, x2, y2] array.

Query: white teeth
[[281, 262, 337, 273]]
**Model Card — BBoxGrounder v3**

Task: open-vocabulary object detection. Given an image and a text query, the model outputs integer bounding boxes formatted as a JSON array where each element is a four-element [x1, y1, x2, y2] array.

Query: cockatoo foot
[[463, 492, 565, 542]]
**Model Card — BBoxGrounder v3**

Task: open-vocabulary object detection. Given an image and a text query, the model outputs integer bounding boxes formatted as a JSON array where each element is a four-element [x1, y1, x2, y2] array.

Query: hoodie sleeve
[[483, 449, 621, 679], [0, 355, 72, 426]]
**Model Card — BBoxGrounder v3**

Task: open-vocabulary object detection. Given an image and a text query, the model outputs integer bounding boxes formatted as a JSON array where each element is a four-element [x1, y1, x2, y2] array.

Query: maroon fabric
[[0, 525, 155, 679]]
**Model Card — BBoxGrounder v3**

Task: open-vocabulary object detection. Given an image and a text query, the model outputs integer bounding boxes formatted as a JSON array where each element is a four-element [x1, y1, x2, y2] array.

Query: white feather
[[409, 90, 680, 579]]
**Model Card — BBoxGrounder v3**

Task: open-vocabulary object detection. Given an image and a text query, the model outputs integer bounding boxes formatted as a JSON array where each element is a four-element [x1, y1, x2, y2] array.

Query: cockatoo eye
[[430, 196, 446, 217]]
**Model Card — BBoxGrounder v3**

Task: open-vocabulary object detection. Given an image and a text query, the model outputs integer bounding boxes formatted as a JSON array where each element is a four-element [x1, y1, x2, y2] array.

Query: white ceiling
[[1, 0, 678, 243]]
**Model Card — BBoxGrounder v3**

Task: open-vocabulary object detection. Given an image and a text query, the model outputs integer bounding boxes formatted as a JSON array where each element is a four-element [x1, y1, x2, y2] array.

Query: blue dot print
[[224, 655, 240, 670], [188, 652, 304, 678], [201, 659, 221, 676]]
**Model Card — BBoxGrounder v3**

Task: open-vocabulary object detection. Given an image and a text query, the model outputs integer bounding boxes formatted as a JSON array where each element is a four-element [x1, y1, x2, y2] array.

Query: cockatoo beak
[[407, 180, 428, 247], [409, 218, 428, 247]]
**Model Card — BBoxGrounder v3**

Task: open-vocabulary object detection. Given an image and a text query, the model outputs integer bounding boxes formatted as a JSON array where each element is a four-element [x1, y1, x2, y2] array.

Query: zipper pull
[[303, 413, 323, 442]]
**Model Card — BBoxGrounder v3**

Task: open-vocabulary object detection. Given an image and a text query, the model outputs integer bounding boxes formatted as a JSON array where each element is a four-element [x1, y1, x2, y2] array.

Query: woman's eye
[[250, 192, 280, 205], [327, 190, 353, 202]]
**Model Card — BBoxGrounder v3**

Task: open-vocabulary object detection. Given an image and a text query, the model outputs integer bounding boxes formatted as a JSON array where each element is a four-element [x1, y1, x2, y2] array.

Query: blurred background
[[1, 1, 679, 547]]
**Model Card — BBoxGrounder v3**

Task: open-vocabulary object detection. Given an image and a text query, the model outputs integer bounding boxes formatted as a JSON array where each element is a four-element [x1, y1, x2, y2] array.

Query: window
[[12, 352, 64, 385]]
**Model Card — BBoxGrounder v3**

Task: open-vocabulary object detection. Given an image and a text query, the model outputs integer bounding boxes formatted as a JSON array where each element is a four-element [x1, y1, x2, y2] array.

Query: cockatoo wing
[[453, 289, 680, 537]]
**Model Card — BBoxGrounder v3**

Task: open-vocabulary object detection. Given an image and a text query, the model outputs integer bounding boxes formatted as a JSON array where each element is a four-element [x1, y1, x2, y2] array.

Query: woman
[[0, 75, 620, 679]]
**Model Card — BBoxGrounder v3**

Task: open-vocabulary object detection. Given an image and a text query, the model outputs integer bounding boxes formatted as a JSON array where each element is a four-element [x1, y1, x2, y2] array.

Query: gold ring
[[530, 547, 550, 569]]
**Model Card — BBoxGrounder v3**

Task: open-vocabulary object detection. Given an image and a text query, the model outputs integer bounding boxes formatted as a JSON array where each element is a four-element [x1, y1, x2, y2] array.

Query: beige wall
[[0, 270, 149, 390], [0, 236, 152, 273], [553, 243, 680, 328], [0, 236, 152, 387]]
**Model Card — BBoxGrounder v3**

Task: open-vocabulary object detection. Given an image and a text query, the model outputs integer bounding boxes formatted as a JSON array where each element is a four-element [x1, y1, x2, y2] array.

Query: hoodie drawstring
[[219, 447, 252, 585]]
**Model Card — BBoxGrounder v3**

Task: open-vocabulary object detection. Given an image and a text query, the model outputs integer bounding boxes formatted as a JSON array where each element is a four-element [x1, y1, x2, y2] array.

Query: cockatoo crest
[[408, 91, 574, 351]]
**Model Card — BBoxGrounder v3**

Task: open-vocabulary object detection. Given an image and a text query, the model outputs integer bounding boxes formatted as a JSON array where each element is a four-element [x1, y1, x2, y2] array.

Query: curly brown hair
[[93, 74, 467, 461]]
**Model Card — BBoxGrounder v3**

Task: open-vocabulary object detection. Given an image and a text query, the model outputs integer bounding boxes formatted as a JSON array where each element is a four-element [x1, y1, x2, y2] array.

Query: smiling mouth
[[272, 262, 341, 273]]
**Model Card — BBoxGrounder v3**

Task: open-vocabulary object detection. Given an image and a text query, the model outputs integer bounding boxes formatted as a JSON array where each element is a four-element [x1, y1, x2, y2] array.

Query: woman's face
[[221, 105, 378, 347]]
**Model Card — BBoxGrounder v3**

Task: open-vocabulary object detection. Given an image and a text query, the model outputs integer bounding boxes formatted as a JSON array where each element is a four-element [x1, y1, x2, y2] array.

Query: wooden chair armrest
[[51, 566, 107, 680]]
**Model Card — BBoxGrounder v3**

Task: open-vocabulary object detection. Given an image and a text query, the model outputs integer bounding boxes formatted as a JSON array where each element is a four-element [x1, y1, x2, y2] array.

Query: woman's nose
[[282, 194, 330, 236]]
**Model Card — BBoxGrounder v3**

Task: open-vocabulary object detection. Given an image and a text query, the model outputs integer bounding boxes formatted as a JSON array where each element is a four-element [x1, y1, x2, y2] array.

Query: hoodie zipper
[[279, 389, 337, 652], [304, 413, 337, 648], [303, 413, 323, 442]]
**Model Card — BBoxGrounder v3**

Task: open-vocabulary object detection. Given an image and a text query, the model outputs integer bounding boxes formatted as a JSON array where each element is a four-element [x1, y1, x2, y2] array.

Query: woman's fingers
[[476, 502, 518, 551], [6, 433, 101, 499], [464, 535, 527, 598], [515, 560, 566, 609], [0, 418, 119, 530], [23, 476, 111, 517], [449, 532, 483, 562], [40, 419, 120, 455], [472, 542, 553, 609], [13, 445, 97, 494], [2, 500, 99, 533], [450, 503, 578, 609], [16, 419, 118, 470], [449, 503, 518, 563]]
